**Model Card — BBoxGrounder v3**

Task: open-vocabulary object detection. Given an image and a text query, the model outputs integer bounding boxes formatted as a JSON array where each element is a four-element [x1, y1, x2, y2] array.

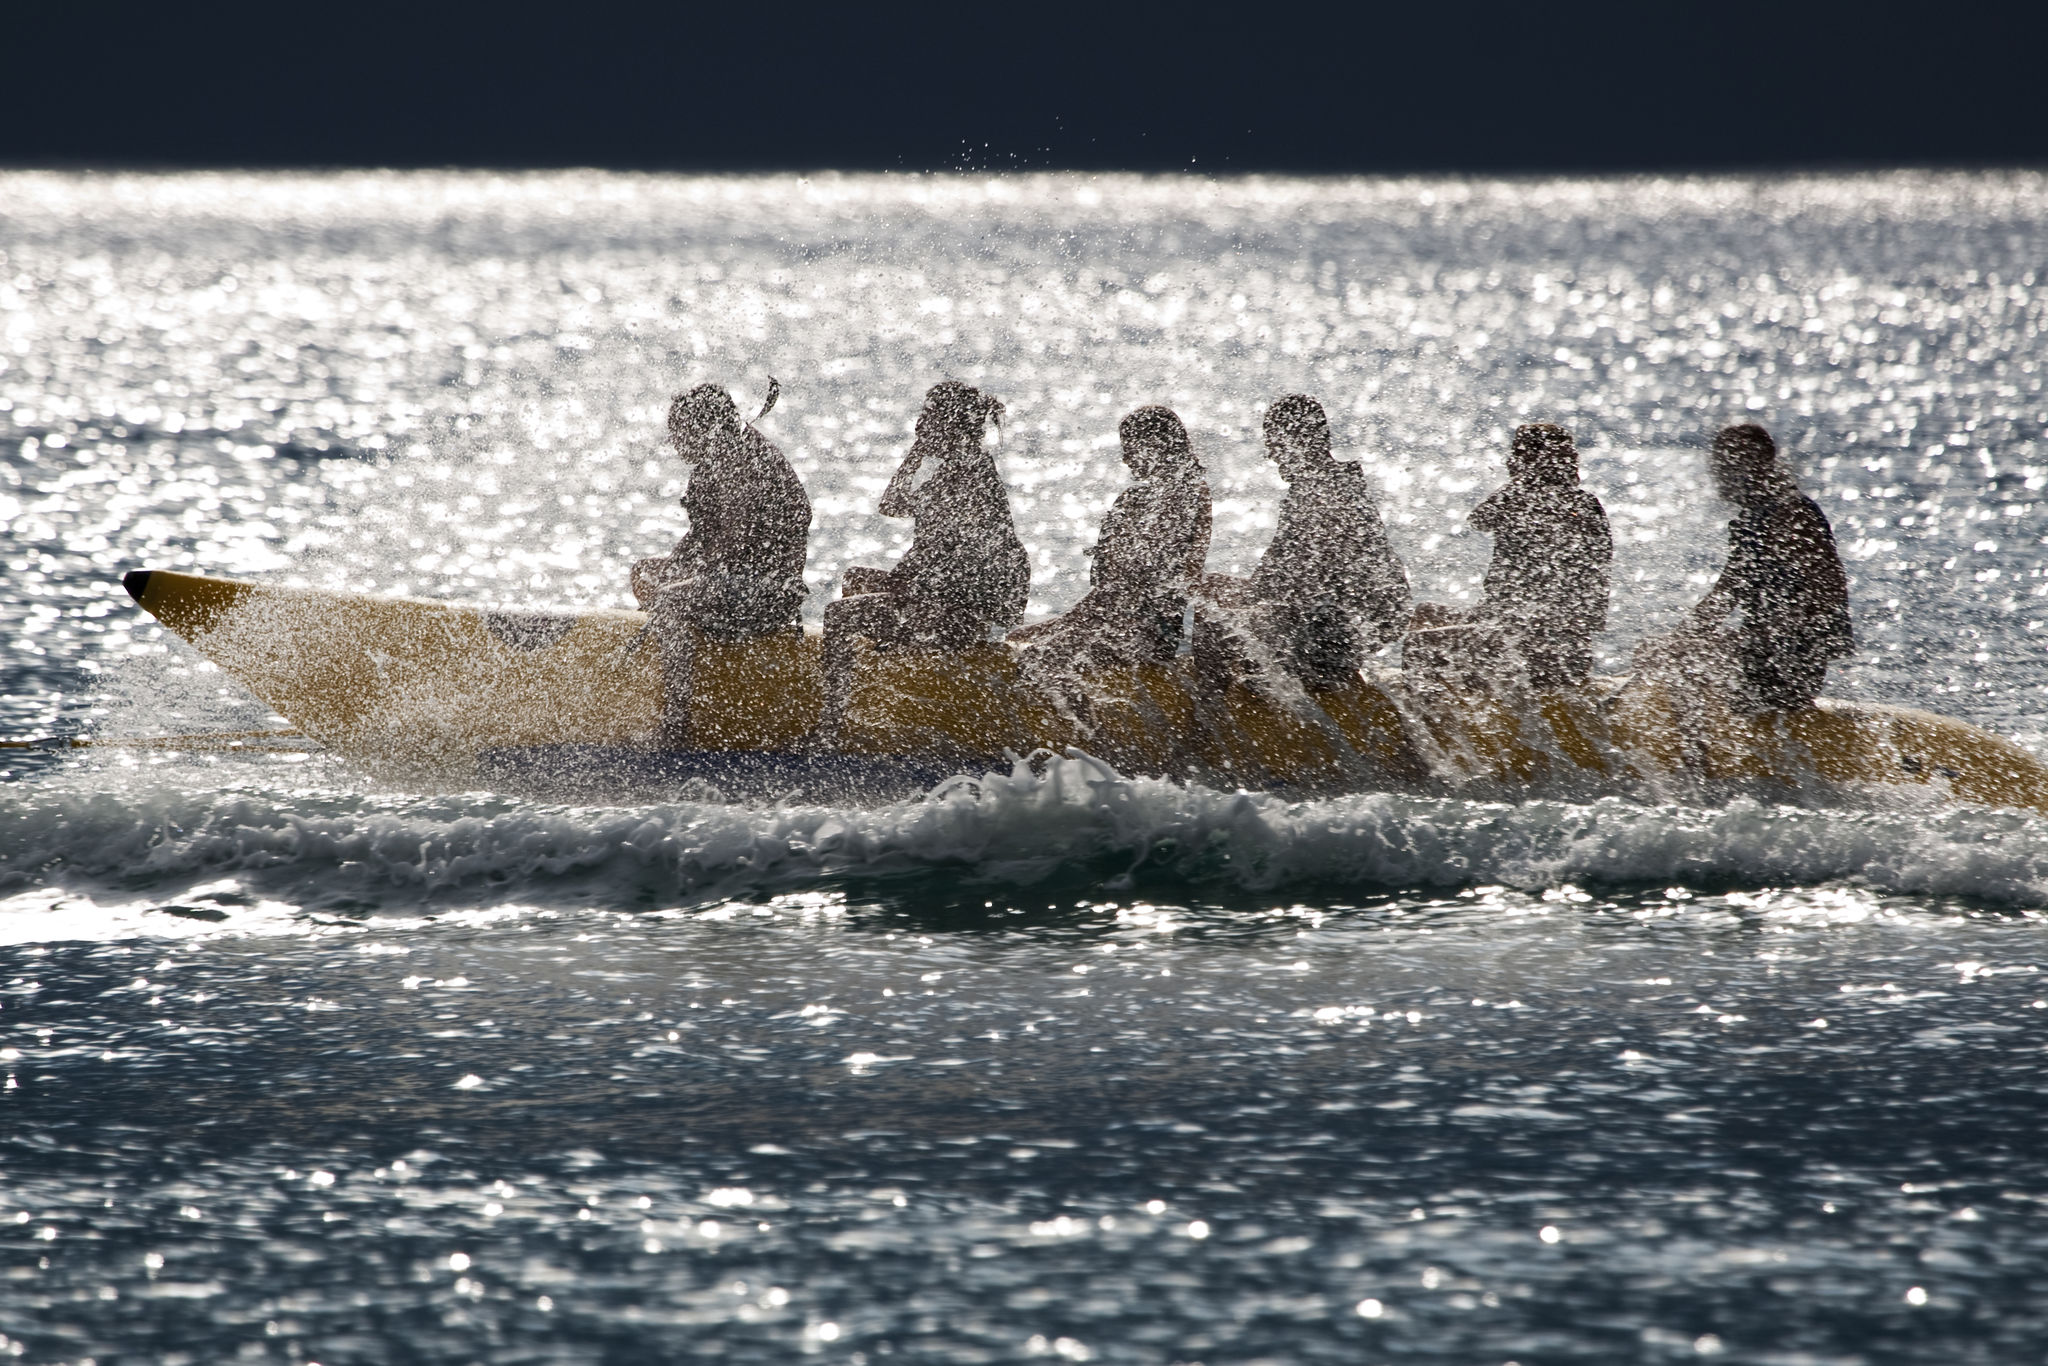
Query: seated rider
[[810, 380, 1030, 747], [1636, 422, 1852, 712], [1009, 404, 1212, 671], [1195, 393, 1411, 691], [631, 382, 810, 748], [1409, 422, 1612, 688]]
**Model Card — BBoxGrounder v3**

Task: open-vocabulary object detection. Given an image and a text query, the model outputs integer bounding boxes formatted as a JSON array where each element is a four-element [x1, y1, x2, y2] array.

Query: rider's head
[[1262, 394, 1332, 481], [914, 380, 1002, 458], [1508, 423, 1579, 486], [667, 384, 744, 465], [1708, 423, 1795, 507], [1118, 405, 1197, 480]]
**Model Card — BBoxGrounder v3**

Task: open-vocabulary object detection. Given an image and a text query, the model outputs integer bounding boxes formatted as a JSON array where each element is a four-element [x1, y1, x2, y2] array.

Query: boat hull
[[122, 569, 2048, 814]]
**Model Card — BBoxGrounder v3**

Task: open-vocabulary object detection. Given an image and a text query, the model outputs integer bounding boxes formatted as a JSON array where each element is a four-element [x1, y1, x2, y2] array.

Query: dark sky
[[8, 0, 2046, 172]]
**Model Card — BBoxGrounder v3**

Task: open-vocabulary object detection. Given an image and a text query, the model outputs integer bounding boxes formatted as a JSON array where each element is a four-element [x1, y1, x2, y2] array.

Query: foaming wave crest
[[5, 754, 2048, 912]]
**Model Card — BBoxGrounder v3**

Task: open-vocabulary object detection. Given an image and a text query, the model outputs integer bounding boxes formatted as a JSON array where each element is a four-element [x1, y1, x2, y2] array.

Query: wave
[[6, 753, 2048, 916]]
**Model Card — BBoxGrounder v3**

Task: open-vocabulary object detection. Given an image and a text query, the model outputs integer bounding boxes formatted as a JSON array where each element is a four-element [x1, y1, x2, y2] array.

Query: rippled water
[[5, 171, 2048, 1362]]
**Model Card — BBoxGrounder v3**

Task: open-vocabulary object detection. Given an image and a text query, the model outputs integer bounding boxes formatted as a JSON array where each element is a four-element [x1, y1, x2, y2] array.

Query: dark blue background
[[7, 0, 2046, 171]]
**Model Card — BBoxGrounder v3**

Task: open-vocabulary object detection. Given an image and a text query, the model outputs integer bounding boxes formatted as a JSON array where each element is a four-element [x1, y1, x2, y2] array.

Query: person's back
[[809, 380, 1028, 748], [1633, 422, 1852, 713], [893, 429, 1029, 629], [631, 382, 812, 747], [666, 421, 811, 633], [1253, 459, 1405, 622], [1094, 464, 1211, 648], [1700, 425, 1851, 708], [1013, 405, 1212, 668], [1466, 422, 1611, 685], [1248, 396, 1410, 686]]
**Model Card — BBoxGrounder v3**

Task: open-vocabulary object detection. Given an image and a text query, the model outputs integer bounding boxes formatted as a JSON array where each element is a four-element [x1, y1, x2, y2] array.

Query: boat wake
[[6, 751, 2048, 924]]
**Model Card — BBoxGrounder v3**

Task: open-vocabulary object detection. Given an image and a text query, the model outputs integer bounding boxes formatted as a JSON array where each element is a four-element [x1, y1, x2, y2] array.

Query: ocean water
[[4, 170, 2048, 1362]]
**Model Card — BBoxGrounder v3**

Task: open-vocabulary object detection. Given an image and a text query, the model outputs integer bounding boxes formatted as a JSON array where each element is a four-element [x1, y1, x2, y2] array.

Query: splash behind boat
[[121, 569, 2048, 813]]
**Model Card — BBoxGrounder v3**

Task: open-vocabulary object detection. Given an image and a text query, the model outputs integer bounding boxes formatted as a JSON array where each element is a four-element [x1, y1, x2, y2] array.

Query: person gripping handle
[[1407, 422, 1612, 689], [809, 380, 1029, 749], [631, 380, 810, 748], [1009, 404, 1212, 673], [1194, 394, 1411, 693], [1635, 422, 1852, 712]]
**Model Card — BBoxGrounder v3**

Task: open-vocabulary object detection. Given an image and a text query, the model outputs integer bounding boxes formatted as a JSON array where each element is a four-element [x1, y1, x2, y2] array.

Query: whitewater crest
[[5, 752, 2048, 917]]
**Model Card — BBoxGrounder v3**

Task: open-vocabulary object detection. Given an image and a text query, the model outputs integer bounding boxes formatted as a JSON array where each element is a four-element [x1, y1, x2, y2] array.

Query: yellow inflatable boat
[[122, 568, 2048, 814]]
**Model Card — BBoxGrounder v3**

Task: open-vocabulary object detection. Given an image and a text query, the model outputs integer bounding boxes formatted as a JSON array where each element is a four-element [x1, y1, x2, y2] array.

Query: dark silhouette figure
[[1410, 423, 1612, 687], [811, 380, 1029, 747], [1683, 423, 1853, 710], [631, 383, 810, 748], [1196, 394, 1410, 691], [1010, 405, 1212, 671]]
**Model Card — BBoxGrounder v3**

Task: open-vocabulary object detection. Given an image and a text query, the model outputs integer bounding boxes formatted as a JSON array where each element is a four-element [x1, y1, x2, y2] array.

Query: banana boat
[[121, 568, 2048, 814]]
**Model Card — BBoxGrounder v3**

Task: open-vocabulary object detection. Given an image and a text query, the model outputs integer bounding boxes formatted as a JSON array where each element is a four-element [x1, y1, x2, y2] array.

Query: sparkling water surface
[[4, 171, 2048, 1362]]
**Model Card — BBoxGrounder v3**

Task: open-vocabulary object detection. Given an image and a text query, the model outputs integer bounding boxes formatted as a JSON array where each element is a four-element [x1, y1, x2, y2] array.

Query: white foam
[[6, 753, 2048, 927]]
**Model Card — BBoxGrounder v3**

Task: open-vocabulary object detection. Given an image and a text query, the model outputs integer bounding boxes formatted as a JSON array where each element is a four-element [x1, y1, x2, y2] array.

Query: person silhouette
[[630, 382, 810, 749], [1636, 422, 1852, 711], [809, 380, 1029, 748], [1009, 404, 1212, 672], [1195, 394, 1410, 691], [1409, 422, 1612, 688]]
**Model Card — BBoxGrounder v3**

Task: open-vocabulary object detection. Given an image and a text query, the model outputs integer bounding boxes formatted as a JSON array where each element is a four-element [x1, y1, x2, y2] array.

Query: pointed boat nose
[[123, 569, 154, 604]]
